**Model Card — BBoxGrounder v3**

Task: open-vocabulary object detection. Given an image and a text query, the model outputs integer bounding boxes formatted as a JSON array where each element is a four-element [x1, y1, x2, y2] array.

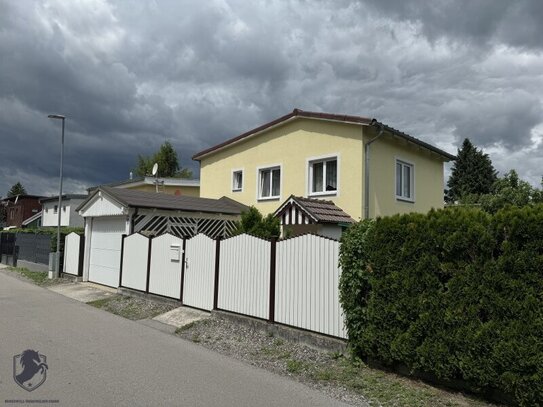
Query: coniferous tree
[[7, 182, 27, 197], [446, 138, 497, 202]]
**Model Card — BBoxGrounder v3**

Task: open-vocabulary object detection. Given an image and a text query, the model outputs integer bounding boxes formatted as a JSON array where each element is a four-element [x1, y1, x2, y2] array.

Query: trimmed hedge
[[339, 206, 543, 406]]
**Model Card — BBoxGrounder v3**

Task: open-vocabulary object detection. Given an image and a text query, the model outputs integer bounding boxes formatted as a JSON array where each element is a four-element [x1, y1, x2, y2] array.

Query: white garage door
[[89, 216, 126, 287]]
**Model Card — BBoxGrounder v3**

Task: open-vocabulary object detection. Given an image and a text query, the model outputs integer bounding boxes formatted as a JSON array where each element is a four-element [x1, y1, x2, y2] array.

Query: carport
[[77, 186, 246, 288]]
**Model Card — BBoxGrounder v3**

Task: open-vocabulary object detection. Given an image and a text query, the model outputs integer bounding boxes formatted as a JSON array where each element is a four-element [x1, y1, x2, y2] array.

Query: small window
[[259, 167, 281, 199], [232, 170, 243, 192], [63, 206, 66, 212], [309, 158, 337, 195], [396, 160, 414, 201], [54, 205, 58, 214], [45, 208, 48, 213]]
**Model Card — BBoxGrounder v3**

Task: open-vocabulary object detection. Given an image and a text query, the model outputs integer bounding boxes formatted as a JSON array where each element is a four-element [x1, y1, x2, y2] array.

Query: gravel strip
[[176, 316, 370, 406], [88, 294, 179, 320]]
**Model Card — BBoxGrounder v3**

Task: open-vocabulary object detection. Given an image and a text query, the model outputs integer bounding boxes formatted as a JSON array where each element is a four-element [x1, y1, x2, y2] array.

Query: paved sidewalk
[[48, 282, 116, 302]]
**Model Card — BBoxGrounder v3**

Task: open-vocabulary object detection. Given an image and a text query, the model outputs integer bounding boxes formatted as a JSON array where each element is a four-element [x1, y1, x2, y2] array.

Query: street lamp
[[48, 114, 66, 279]]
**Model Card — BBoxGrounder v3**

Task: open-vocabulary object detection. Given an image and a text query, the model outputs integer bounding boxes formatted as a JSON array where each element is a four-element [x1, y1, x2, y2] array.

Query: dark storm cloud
[[362, 0, 543, 50], [0, 0, 542, 197]]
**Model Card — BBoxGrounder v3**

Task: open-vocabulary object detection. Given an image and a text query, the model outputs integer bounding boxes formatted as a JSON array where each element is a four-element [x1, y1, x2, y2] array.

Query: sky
[[1, 0, 542, 197]]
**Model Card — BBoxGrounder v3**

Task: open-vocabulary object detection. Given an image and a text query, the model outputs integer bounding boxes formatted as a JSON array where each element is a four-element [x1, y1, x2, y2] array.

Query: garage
[[77, 186, 246, 288], [88, 216, 126, 287]]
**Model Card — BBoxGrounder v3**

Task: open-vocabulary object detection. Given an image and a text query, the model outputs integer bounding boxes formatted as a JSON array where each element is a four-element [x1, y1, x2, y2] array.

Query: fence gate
[[148, 233, 183, 299], [183, 234, 215, 311]]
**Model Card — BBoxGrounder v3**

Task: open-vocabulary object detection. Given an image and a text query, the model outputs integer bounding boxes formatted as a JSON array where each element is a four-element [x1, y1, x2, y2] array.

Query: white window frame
[[256, 164, 282, 201], [232, 169, 244, 192], [395, 158, 415, 202], [306, 154, 340, 197]]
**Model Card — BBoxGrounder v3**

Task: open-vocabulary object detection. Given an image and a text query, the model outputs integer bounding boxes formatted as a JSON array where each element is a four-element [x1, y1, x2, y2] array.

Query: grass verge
[[5, 266, 66, 286], [176, 317, 498, 407], [87, 294, 177, 320]]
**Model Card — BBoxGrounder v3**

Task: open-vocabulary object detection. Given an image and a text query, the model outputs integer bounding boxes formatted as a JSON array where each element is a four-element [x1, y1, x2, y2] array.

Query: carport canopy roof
[[77, 186, 248, 216]]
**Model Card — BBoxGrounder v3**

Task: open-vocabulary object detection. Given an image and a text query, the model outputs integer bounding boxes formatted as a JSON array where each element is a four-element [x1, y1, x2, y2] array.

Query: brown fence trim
[[145, 237, 153, 293], [118, 234, 126, 287], [78, 235, 85, 276], [179, 238, 187, 303], [213, 238, 221, 310], [269, 237, 277, 323]]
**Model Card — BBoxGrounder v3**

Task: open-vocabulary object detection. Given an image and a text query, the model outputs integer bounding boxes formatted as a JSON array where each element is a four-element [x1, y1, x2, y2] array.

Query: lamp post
[[48, 114, 65, 278]]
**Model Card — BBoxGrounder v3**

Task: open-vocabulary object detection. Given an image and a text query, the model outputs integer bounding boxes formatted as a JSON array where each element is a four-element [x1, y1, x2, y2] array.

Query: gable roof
[[1, 195, 44, 203], [274, 195, 355, 226], [77, 186, 248, 215], [40, 194, 88, 203], [88, 176, 200, 192], [192, 108, 456, 161]]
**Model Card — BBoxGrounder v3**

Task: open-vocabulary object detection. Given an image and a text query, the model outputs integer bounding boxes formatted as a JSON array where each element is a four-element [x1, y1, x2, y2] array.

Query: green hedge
[[339, 206, 543, 406]]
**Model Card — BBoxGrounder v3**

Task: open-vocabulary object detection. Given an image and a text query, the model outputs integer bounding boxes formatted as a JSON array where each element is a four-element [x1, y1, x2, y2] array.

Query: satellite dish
[[152, 163, 158, 176]]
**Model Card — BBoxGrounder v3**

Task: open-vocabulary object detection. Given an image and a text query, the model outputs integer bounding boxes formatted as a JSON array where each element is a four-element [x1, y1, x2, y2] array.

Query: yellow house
[[193, 109, 454, 237], [89, 176, 200, 197]]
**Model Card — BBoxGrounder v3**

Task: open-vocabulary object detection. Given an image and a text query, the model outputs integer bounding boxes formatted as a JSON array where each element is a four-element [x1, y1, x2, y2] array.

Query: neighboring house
[[40, 195, 87, 228], [193, 109, 455, 236], [89, 176, 200, 197], [1, 195, 43, 228]]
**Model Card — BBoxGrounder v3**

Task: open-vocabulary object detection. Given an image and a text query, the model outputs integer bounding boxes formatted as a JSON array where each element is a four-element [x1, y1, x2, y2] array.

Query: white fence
[[148, 233, 183, 299], [276, 235, 346, 338], [63, 232, 83, 276], [119, 232, 347, 339], [120, 233, 149, 291], [183, 234, 215, 311], [218, 234, 270, 320]]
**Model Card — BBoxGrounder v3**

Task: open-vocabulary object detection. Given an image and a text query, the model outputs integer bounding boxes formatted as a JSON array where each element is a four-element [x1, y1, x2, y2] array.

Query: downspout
[[364, 120, 385, 219]]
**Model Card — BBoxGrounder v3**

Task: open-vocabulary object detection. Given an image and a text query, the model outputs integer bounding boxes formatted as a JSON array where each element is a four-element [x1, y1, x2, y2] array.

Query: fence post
[[78, 235, 85, 277], [145, 237, 153, 293], [213, 237, 221, 310], [269, 237, 277, 323], [179, 238, 186, 303], [118, 234, 126, 288]]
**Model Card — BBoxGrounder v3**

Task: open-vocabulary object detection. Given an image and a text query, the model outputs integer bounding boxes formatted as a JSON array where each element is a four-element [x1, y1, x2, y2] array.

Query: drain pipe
[[364, 120, 385, 219]]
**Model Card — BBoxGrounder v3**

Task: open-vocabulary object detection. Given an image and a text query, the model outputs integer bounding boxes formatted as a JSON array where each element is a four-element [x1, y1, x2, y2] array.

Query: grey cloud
[[0, 0, 542, 197]]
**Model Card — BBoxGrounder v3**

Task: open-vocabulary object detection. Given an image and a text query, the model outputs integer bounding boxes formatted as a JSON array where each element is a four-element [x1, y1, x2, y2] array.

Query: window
[[258, 167, 281, 199], [396, 160, 414, 201], [232, 170, 243, 192], [309, 158, 338, 195], [63, 206, 66, 212], [54, 205, 58, 214]]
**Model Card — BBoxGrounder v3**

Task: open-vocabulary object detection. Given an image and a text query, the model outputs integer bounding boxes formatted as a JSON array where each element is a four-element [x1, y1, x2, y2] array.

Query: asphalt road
[[0, 271, 348, 406]]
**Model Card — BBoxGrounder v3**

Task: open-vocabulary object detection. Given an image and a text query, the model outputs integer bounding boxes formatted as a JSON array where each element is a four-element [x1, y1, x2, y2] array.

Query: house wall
[[199, 118, 446, 221], [121, 184, 200, 197], [364, 126, 445, 218], [199, 118, 364, 219], [6, 198, 41, 228], [42, 199, 85, 227]]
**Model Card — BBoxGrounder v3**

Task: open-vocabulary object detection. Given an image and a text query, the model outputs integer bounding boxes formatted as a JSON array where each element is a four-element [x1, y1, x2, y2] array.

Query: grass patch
[[87, 295, 177, 320], [6, 266, 64, 286], [286, 359, 309, 374], [305, 356, 493, 407]]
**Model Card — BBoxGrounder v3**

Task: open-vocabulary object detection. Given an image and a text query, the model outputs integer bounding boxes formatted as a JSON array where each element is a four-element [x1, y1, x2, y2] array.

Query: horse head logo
[[13, 349, 48, 391]]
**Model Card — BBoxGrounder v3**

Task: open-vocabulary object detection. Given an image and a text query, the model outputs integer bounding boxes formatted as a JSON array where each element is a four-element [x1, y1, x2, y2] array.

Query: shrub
[[339, 206, 543, 405], [233, 206, 280, 239]]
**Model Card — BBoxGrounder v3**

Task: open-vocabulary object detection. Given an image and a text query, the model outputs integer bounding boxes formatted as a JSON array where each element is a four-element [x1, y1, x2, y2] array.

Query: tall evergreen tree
[[133, 141, 192, 178], [7, 182, 27, 197], [446, 138, 497, 202]]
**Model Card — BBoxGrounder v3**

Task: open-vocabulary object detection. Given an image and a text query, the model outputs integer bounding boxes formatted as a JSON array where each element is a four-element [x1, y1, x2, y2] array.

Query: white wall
[[42, 199, 85, 227]]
